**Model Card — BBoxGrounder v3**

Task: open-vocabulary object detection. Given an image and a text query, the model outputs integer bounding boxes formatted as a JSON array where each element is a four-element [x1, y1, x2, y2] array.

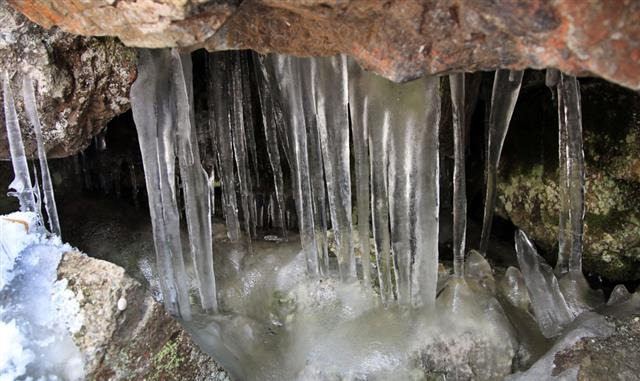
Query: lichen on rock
[[496, 77, 640, 282]]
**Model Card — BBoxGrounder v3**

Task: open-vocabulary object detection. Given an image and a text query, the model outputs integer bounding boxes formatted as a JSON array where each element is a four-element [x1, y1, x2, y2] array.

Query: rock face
[[0, 3, 136, 159], [496, 77, 640, 282], [8, 0, 640, 90], [57, 252, 230, 381], [553, 314, 640, 381]]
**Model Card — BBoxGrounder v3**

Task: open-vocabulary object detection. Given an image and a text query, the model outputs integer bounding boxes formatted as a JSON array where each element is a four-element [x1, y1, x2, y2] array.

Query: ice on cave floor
[[0, 212, 83, 381]]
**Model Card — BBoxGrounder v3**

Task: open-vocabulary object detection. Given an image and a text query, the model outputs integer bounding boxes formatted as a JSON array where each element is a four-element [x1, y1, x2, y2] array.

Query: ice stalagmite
[[348, 58, 371, 286], [208, 53, 241, 241], [272, 54, 320, 277], [171, 49, 218, 312], [130, 49, 191, 319], [314, 55, 355, 282], [2, 71, 36, 213], [253, 53, 288, 240], [22, 76, 61, 236], [449, 73, 466, 277], [515, 230, 572, 337], [230, 52, 256, 248], [297, 57, 330, 274], [479, 70, 524, 254]]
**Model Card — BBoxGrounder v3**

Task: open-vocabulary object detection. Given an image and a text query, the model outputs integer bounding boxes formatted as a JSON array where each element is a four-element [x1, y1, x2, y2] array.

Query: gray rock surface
[[57, 251, 230, 381], [0, 2, 136, 159]]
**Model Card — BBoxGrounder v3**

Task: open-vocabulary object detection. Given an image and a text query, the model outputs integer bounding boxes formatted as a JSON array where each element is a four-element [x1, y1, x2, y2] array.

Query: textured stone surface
[[496, 77, 640, 282], [0, 2, 136, 159], [8, 0, 640, 90], [553, 314, 640, 381], [57, 252, 230, 381]]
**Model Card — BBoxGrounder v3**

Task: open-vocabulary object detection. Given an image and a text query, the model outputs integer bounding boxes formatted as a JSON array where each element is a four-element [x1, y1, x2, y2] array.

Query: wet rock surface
[[553, 314, 640, 380], [8, 0, 640, 90], [496, 77, 640, 282], [0, 2, 136, 159], [57, 252, 230, 381]]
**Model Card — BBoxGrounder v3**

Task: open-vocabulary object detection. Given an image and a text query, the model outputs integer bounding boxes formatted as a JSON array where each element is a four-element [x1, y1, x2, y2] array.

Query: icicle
[[297, 57, 329, 275], [230, 51, 255, 249], [2, 71, 36, 213], [171, 49, 218, 312], [22, 76, 61, 236], [350, 65, 440, 306], [314, 55, 355, 282], [253, 52, 288, 240], [348, 58, 371, 286], [449, 73, 466, 277], [271, 54, 320, 277], [479, 69, 524, 254], [129, 161, 139, 207], [130, 49, 191, 319], [546, 69, 571, 276], [208, 52, 241, 241], [515, 230, 572, 337], [557, 73, 585, 274]]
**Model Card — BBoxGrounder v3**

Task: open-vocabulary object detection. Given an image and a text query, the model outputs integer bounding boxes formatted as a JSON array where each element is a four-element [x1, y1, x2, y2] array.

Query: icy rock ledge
[[0, 211, 230, 381]]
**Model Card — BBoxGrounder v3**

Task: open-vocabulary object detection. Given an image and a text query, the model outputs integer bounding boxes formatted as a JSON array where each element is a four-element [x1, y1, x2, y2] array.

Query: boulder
[[57, 251, 230, 381], [0, 2, 136, 159], [7, 0, 640, 89]]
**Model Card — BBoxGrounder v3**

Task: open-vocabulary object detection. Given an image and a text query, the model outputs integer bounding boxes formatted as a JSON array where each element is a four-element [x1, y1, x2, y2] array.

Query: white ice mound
[[0, 212, 84, 381]]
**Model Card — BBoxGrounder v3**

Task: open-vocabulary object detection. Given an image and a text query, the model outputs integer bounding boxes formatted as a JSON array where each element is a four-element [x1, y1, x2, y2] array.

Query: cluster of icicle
[[128, 46, 613, 339], [2, 71, 60, 237]]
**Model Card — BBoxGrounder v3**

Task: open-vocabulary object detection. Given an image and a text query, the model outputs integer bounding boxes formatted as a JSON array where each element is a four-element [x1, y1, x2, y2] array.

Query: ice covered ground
[[0, 212, 84, 381]]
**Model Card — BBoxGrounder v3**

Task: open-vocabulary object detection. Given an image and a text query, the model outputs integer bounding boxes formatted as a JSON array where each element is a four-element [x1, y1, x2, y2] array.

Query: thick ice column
[[314, 55, 355, 282], [449, 73, 466, 277], [351, 67, 440, 307], [272, 54, 320, 277], [348, 58, 372, 286], [515, 230, 572, 337], [170, 50, 218, 312], [479, 70, 524, 254], [253, 52, 288, 240], [208, 52, 241, 241], [2, 71, 36, 213], [22, 76, 61, 236], [297, 57, 330, 274], [130, 49, 191, 319], [558, 74, 585, 274]]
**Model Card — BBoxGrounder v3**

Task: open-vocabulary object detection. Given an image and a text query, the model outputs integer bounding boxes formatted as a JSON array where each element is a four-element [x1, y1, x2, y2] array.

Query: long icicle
[[130, 49, 191, 319], [209, 52, 241, 242], [2, 71, 36, 213], [314, 55, 355, 282], [450, 73, 466, 277], [253, 52, 288, 240], [348, 58, 372, 286], [22, 76, 61, 236], [171, 49, 218, 312], [297, 57, 330, 274], [559, 74, 585, 274], [272, 54, 320, 277], [546, 69, 571, 275], [230, 51, 254, 250], [479, 70, 524, 254]]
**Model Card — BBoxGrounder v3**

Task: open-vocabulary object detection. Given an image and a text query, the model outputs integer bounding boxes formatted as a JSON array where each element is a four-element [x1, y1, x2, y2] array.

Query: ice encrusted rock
[[0, 212, 83, 380]]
